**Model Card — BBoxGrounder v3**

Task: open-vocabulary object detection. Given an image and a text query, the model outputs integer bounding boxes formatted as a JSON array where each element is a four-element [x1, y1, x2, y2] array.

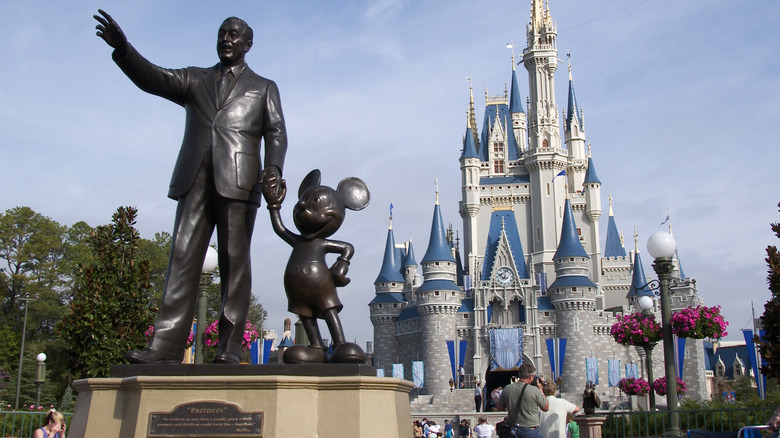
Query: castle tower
[[564, 64, 588, 190], [418, 192, 463, 394], [522, 0, 567, 280], [582, 155, 602, 276], [600, 195, 631, 310], [460, 105, 482, 281], [509, 54, 528, 154], [369, 218, 405, 373], [548, 198, 598, 394]]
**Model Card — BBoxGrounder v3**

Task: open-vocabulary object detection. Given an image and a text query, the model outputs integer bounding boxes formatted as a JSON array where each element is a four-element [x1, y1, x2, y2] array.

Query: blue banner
[[625, 363, 639, 379], [412, 361, 424, 388], [676, 337, 686, 379], [263, 339, 273, 365], [459, 339, 468, 367], [250, 339, 259, 364], [586, 357, 599, 385], [546, 338, 556, 378], [489, 328, 524, 370], [608, 360, 621, 387], [377, 368, 385, 377], [558, 338, 567, 379], [447, 340, 456, 382], [392, 363, 404, 379], [487, 303, 493, 324], [743, 329, 768, 399]]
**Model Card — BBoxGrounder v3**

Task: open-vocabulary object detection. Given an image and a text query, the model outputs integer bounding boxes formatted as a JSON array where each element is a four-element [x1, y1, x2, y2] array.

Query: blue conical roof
[[565, 73, 583, 131], [375, 228, 404, 283], [404, 240, 418, 267], [422, 204, 456, 263], [509, 69, 525, 114], [583, 157, 601, 185], [461, 126, 480, 160], [627, 251, 654, 298], [604, 215, 626, 258], [676, 249, 686, 279], [553, 199, 589, 259]]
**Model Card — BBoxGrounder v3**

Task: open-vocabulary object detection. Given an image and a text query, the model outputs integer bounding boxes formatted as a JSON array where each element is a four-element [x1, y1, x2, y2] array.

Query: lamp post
[[647, 231, 680, 436], [35, 353, 46, 407], [195, 247, 218, 364], [14, 294, 35, 410], [638, 295, 656, 410]]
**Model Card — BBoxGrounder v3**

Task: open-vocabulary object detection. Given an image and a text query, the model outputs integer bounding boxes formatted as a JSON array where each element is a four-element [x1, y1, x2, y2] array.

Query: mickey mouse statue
[[262, 169, 369, 364]]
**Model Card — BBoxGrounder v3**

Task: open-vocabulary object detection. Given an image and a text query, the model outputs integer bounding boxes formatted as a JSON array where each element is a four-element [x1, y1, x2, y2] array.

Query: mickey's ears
[[299, 169, 321, 198], [337, 177, 370, 211]]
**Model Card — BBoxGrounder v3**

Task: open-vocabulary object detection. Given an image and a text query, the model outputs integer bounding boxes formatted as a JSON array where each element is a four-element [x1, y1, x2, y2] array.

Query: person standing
[[567, 412, 580, 438], [539, 382, 579, 438], [496, 363, 549, 438], [473, 416, 495, 438], [93, 10, 287, 364], [459, 419, 472, 438], [475, 381, 484, 412]]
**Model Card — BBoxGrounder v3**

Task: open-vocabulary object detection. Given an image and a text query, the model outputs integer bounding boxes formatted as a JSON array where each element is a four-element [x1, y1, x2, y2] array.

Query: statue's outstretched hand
[[94, 9, 128, 53], [330, 258, 351, 287], [261, 166, 286, 208]]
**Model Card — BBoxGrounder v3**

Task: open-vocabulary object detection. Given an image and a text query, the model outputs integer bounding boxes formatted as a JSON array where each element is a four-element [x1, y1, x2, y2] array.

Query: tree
[[0, 207, 67, 338], [759, 202, 780, 379], [58, 207, 157, 378]]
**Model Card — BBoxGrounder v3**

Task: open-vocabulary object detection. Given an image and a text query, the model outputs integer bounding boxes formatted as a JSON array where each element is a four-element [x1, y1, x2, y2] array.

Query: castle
[[369, 0, 709, 406]]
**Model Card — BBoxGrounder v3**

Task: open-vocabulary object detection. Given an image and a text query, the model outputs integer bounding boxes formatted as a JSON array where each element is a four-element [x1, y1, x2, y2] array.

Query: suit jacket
[[114, 44, 287, 204]]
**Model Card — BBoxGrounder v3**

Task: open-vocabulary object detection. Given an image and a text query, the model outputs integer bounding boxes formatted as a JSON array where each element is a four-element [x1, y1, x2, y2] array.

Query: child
[[567, 412, 579, 438]]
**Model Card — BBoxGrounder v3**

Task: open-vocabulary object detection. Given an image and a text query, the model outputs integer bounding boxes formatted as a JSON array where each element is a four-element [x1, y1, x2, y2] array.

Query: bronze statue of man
[[94, 10, 287, 364]]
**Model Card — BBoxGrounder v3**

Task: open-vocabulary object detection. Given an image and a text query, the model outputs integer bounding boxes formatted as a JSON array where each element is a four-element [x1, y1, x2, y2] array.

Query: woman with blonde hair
[[33, 409, 66, 438]]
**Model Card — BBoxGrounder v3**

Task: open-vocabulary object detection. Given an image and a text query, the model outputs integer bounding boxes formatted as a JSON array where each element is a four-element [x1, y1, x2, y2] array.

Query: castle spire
[[553, 199, 589, 259], [604, 194, 626, 258], [422, 200, 456, 263], [375, 226, 404, 284]]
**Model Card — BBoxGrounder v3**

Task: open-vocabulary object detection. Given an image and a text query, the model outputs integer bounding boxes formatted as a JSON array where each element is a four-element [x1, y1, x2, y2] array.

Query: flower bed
[[610, 312, 662, 346], [670, 305, 728, 339], [618, 377, 650, 396]]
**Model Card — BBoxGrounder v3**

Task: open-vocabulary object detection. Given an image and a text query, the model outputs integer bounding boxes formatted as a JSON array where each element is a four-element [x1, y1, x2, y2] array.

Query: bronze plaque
[[148, 401, 263, 437]]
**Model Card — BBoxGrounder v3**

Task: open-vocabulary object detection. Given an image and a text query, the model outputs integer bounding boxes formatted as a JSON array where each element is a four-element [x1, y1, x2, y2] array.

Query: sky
[[1, 0, 778, 349]]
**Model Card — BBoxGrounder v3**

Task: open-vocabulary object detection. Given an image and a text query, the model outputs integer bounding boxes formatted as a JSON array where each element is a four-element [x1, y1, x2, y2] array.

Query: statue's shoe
[[283, 345, 327, 364], [330, 343, 366, 364], [125, 348, 182, 364], [213, 351, 241, 364]]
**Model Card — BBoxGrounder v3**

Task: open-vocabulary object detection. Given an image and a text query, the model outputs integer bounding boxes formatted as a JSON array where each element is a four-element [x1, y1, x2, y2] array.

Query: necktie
[[217, 68, 234, 104]]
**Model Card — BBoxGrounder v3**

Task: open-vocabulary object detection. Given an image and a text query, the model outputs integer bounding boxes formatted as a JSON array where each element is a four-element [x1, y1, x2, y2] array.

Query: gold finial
[[435, 172, 439, 205], [608, 191, 614, 217], [507, 43, 516, 71], [587, 141, 592, 157], [633, 226, 639, 253]]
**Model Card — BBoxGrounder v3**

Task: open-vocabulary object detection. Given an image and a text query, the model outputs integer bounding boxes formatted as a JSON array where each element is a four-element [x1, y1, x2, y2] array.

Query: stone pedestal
[[575, 416, 607, 438], [68, 364, 413, 438]]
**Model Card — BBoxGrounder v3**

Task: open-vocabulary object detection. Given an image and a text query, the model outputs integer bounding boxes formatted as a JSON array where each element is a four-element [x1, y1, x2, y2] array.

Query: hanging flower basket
[[145, 325, 194, 348], [610, 312, 662, 347], [618, 377, 650, 396], [670, 305, 728, 340], [653, 376, 686, 396], [204, 319, 260, 351]]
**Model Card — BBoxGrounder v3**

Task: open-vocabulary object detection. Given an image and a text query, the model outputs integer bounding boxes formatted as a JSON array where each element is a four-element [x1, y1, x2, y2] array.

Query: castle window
[[494, 142, 504, 154], [463, 314, 469, 319], [536, 227, 541, 241], [494, 160, 504, 173], [391, 282, 396, 286], [393, 304, 398, 308], [544, 311, 550, 317], [546, 183, 550, 196], [377, 304, 383, 308], [577, 228, 582, 236], [542, 139, 548, 148], [569, 258, 575, 262], [572, 287, 577, 292], [434, 291, 440, 296]]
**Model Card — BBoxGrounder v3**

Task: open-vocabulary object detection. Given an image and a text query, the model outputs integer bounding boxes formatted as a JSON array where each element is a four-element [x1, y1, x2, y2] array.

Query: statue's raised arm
[[93, 9, 128, 55]]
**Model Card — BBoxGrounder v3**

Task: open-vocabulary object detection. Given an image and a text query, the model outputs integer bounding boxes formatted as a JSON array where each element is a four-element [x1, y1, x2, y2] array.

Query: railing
[[603, 407, 776, 438], [0, 411, 72, 438]]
